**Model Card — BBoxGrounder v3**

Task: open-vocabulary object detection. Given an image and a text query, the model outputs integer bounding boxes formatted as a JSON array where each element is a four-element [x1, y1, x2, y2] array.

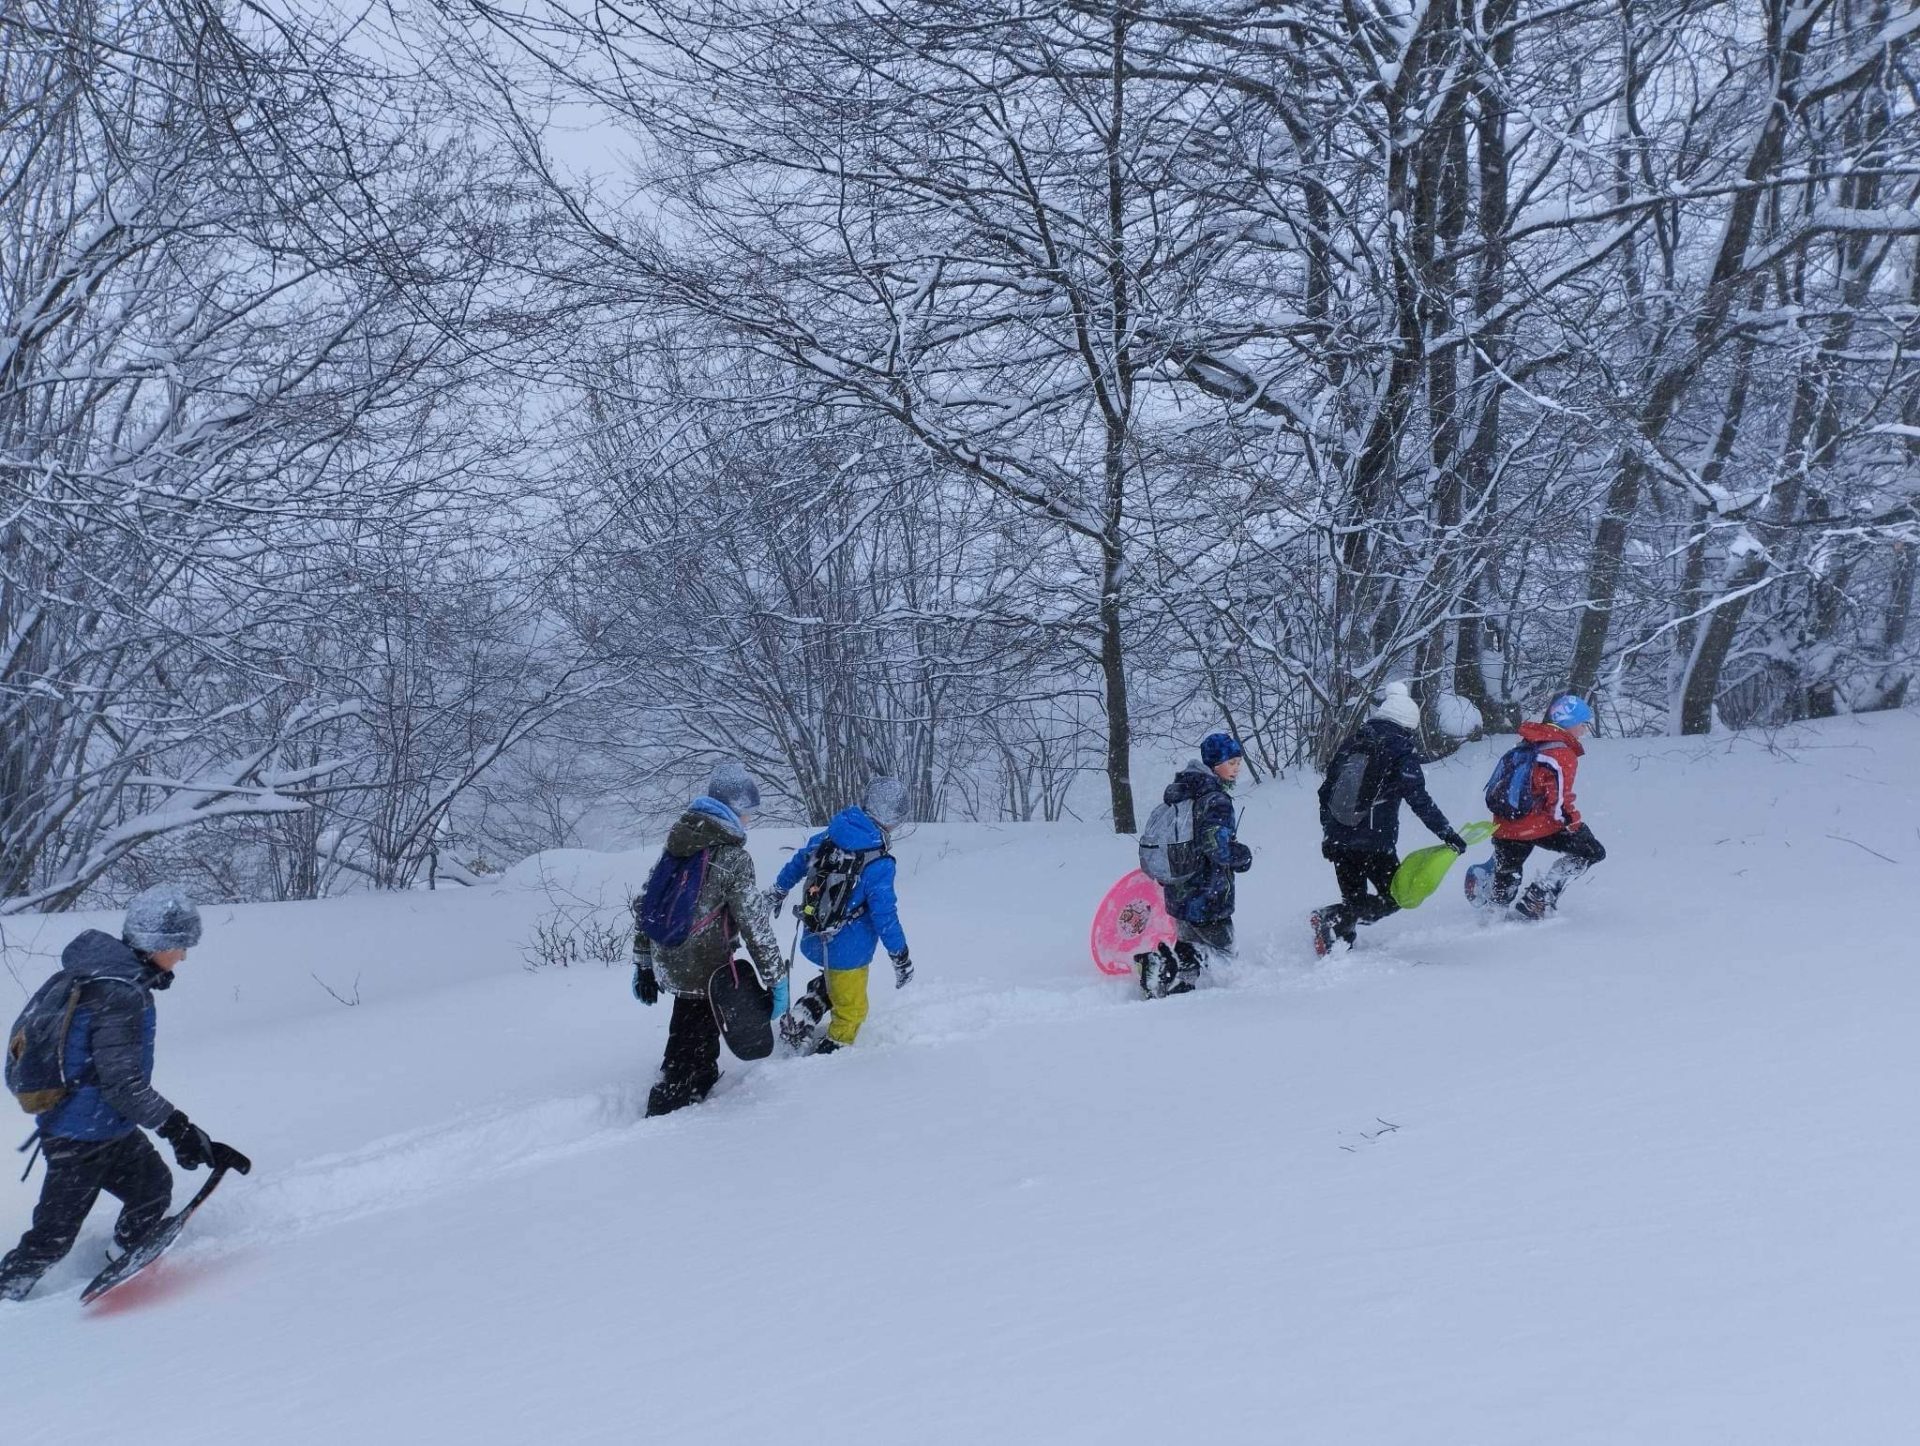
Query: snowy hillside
[[4, 715, 1919, 1445]]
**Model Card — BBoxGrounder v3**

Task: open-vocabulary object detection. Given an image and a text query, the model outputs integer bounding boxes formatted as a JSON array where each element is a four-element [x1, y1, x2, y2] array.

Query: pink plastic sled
[[1090, 870, 1179, 977]]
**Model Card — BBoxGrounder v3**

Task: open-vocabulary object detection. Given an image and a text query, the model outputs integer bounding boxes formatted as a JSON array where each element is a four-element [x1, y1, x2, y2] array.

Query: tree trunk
[[1099, 534, 1136, 832], [1678, 549, 1769, 734]]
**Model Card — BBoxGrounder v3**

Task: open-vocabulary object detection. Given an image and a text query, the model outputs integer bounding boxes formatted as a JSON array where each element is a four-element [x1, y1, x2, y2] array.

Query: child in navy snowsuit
[[1142, 733, 1253, 998], [1311, 684, 1466, 955], [1, 888, 248, 1301], [1480, 694, 1606, 919], [772, 777, 912, 1054]]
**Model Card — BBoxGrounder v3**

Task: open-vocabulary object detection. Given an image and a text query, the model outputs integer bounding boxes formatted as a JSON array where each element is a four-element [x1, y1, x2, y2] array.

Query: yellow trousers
[[825, 966, 871, 1046]]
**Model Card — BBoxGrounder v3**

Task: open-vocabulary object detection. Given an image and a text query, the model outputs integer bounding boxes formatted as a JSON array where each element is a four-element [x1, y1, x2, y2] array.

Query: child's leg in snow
[[98, 1132, 172, 1251], [649, 995, 722, 1115], [1529, 825, 1605, 901], [1323, 850, 1398, 940], [1491, 838, 1534, 906], [0, 1133, 166, 1292], [825, 966, 871, 1046], [1177, 918, 1233, 959], [1348, 851, 1400, 927]]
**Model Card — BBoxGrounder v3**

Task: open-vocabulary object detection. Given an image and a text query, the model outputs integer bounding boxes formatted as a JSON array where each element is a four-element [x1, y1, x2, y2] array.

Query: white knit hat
[[1371, 681, 1422, 732]]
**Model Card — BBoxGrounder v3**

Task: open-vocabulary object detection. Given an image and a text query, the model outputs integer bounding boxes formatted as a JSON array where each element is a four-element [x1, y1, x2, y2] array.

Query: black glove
[[1229, 842, 1254, 873], [632, 961, 659, 1006], [210, 1142, 252, 1175], [891, 950, 913, 989], [157, 1110, 216, 1171], [1442, 829, 1467, 855]]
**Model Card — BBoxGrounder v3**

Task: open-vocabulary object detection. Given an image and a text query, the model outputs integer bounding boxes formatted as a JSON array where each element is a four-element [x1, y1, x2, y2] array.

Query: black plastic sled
[[708, 960, 775, 1061], [81, 1162, 235, 1306]]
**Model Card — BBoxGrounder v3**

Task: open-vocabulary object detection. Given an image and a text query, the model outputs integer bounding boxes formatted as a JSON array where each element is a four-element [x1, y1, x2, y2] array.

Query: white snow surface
[[4, 714, 1920, 1444]]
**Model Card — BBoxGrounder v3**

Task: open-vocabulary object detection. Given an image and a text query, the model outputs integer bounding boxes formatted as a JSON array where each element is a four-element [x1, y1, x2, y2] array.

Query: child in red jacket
[[1482, 694, 1606, 920]]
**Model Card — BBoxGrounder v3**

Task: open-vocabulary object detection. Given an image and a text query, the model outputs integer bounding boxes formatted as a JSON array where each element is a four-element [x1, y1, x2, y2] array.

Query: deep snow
[[2, 715, 1918, 1444]]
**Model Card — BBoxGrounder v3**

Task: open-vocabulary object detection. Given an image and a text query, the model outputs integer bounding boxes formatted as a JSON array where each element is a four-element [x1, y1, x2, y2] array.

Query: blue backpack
[[1484, 742, 1555, 821], [636, 849, 715, 948], [6, 974, 86, 1116]]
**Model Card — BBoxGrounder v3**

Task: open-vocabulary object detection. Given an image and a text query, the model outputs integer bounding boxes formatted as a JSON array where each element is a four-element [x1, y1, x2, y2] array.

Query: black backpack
[[1323, 735, 1389, 829], [799, 840, 887, 940], [6, 973, 86, 1117]]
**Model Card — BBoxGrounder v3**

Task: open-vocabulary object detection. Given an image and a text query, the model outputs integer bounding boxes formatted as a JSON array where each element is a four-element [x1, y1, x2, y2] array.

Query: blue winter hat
[[123, 885, 202, 954], [1200, 732, 1244, 767], [705, 759, 762, 813], [1545, 694, 1594, 729]]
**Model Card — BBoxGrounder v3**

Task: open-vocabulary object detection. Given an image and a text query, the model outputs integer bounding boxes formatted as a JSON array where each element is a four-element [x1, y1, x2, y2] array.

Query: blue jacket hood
[[688, 795, 745, 831], [825, 806, 886, 851], [60, 929, 168, 990], [1166, 761, 1228, 807]]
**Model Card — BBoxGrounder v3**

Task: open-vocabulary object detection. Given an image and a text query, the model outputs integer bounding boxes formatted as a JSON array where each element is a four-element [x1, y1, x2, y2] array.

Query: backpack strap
[[1532, 746, 1570, 821], [52, 978, 84, 1089]]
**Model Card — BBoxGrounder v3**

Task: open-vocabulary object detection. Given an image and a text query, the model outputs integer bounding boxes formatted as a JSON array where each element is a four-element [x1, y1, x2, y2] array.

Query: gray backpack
[[1138, 798, 1198, 885], [1324, 739, 1383, 828]]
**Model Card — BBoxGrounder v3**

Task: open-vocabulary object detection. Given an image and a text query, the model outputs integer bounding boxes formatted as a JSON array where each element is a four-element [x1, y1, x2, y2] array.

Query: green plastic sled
[[1390, 820, 1496, 909]]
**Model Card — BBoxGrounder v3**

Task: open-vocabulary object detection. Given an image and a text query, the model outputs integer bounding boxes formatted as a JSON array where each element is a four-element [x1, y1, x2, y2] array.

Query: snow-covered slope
[[4, 715, 1919, 1445]]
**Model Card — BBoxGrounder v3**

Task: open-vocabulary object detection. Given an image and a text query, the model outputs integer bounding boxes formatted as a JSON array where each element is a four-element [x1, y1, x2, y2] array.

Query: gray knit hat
[[705, 759, 762, 813], [123, 885, 203, 954], [862, 776, 909, 829]]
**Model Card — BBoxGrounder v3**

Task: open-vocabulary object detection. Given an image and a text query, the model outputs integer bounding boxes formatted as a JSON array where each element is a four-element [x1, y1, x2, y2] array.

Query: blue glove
[[771, 976, 790, 1018]]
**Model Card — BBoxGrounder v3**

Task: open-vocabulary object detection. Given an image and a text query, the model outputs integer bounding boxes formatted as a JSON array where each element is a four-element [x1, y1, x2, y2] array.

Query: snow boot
[[1514, 883, 1555, 921], [1168, 940, 1206, 993], [1310, 909, 1355, 957], [1136, 943, 1182, 999], [646, 1069, 721, 1118], [780, 974, 833, 1051], [1310, 911, 1335, 957], [0, 1258, 42, 1302], [812, 1038, 841, 1056]]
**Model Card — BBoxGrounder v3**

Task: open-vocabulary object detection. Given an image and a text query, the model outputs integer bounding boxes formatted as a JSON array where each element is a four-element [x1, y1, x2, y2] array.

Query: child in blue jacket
[[773, 778, 912, 1054], [2, 888, 249, 1301]]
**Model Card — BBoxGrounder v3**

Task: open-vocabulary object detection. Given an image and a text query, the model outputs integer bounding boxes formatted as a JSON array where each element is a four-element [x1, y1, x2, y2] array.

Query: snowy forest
[[3, 0, 1917, 904]]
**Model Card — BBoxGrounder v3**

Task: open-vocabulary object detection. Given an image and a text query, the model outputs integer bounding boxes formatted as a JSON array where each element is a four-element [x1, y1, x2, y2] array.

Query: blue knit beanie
[[1200, 733, 1244, 767]]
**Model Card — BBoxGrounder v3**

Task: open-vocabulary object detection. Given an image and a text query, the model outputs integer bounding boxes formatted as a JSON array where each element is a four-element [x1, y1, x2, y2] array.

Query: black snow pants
[[1, 1131, 172, 1288], [1318, 845, 1401, 942], [1175, 916, 1234, 958], [1491, 824, 1606, 909], [648, 994, 721, 1118]]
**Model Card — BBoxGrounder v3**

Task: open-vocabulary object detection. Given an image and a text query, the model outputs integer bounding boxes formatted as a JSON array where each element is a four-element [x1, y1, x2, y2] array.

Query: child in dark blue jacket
[[2, 887, 248, 1301], [1141, 733, 1253, 998], [773, 778, 912, 1054], [1311, 684, 1466, 955]]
